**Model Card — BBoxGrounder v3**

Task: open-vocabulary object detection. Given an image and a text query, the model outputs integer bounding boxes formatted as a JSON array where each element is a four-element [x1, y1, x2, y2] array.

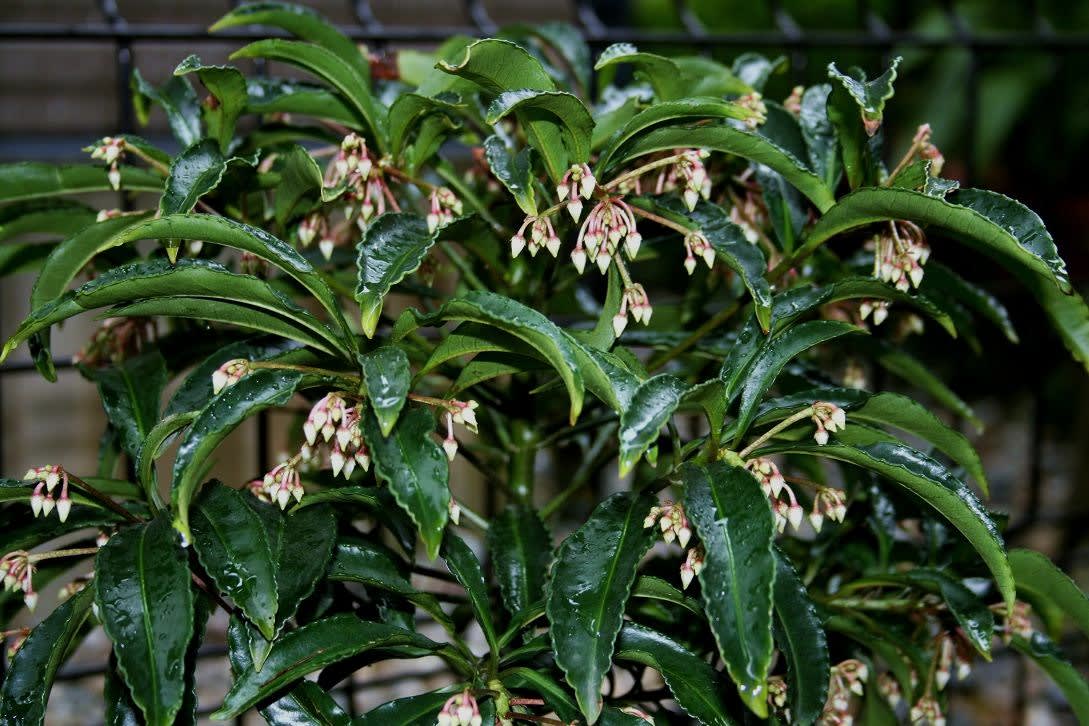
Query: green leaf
[[388, 92, 465, 161], [355, 213, 443, 337], [96, 516, 195, 726], [613, 622, 737, 726], [860, 338, 980, 428], [505, 22, 591, 93], [361, 406, 449, 560], [610, 123, 835, 213], [733, 319, 862, 444], [921, 261, 1018, 343], [274, 144, 324, 226], [732, 52, 785, 91], [292, 486, 417, 555], [0, 162, 162, 203], [354, 690, 455, 726], [437, 38, 554, 94], [502, 668, 581, 723], [360, 346, 411, 437], [131, 70, 201, 147], [442, 531, 500, 656], [230, 39, 385, 150], [245, 77, 360, 127], [630, 575, 705, 618], [0, 199, 96, 242], [0, 586, 95, 725], [488, 504, 551, 619], [595, 98, 764, 174], [798, 84, 841, 189], [827, 57, 901, 135], [104, 654, 142, 726], [486, 89, 594, 164], [1010, 634, 1089, 723], [211, 1, 369, 81], [213, 615, 443, 719], [826, 615, 920, 703], [484, 135, 537, 215], [171, 369, 304, 543], [682, 461, 776, 717], [86, 349, 168, 461], [173, 56, 248, 152], [772, 551, 829, 725], [675, 55, 753, 96], [1009, 548, 1089, 642], [618, 374, 687, 476], [758, 436, 1015, 610], [160, 139, 226, 217], [190, 482, 278, 639], [594, 43, 683, 101], [547, 491, 657, 723], [267, 502, 338, 631]]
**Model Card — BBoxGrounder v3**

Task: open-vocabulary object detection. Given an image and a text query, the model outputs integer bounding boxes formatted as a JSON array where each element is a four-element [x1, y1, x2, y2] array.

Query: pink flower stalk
[[24, 465, 71, 522], [644, 501, 691, 548], [262, 460, 303, 509], [612, 284, 653, 337], [809, 487, 848, 532], [86, 136, 125, 190], [746, 457, 786, 498], [811, 401, 847, 445], [437, 689, 481, 726], [443, 412, 458, 462], [679, 546, 704, 590], [683, 231, 715, 275], [0, 551, 37, 611], [304, 393, 348, 446], [872, 224, 930, 291], [556, 163, 597, 221], [427, 187, 462, 233], [577, 197, 641, 274]]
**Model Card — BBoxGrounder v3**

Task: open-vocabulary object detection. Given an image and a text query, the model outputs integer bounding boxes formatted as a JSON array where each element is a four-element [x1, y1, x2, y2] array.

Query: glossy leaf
[[0, 199, 96, 242], [547, 491, 657, 723], [799, 84, 841, 189], [618, 374, 687, 476], [190, 482, 279, 639], [486, 89, 594, 164], [442, 532, 500, 655], [682, 461, 776, 717], [171, 369, 304, 542], [174, 56, 248, 152], [1009, 548, 1089, 642], [355, 690, 456, 726], [758, 436, 1015, 610], [484, 135, 537, 215], [827, 57, 901, 134], [488, 504, 551, 619], [869, 569, 994, 656], [0, 163, 162, 204], [772, 550, 829, 724], [273, 144, 324, 226], [361, 406, 449, 560], [0, 586, 95, 725], [1010, 634, 1089, 723], [95, 516, 195, 726], [213, 615, 442, 718], [594, 43, 684, 101], [614, 622, 736, 726], [360, 346, 411, 437], [733, 320, 862, 444], [131, 71, 201, 147], [245, 77, 359, 127], [86, 349, 168, 461]]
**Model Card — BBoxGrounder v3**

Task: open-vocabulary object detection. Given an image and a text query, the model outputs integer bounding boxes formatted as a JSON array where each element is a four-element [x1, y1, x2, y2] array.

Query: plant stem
[[646, 300, 741, 371], [27, 547, 99, 564], [603, 153, 688, 192], [456, 500, 490, 532], [247, 361, 361, 383], [508, 421, 537, 505], [628, 204, 696, 238], [738, 406, 815, 459], [66, 472, 142, 524]]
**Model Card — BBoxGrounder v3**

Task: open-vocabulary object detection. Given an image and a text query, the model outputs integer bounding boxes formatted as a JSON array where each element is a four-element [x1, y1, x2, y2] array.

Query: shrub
[[2, 4, 1088, 725]]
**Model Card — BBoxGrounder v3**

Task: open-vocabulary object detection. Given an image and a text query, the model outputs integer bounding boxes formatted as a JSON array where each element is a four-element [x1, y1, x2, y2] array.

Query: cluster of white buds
[[557, 163, 596, 221], [327, 134, 399, 225], [427, 187, 462, 233], [439, 399, 480, 462], [810, 487, 848, 532], [933, 634, 971, 690], [784, 85, 805, 115], [877, 673, 901, 708], [737, 92, 768, 128], [212, 359, 251, 394], [261, 460, 304, 509], [304, 393, 348, 444], [746, 457, 805, 533], [859, 299, 890, 326], [913, 124, 945, 176], [909, 697, 945, 726], [644, 501, 692, 547], [842, 360, 867, 390], [683, 231, 715, 275], [653, 149, 711, 212], [330, 133, 372, 183], [86, 136, 125, 190], [436, 689, 482, 726], [679, 546, 705, 590], [618, 706, 654, 723], [729, 189, 765, 245], [872, 223, 930, 292], [995, 600, 1035, 643], [0, 551, 37, 611], [24, 465, 71, 522], [510, 215, 561, 259], [5, 628, 30, 660], [573, 197, 642, 274], [767, 676, 790, 721], [747, 457, 787, 498], [612, 284, 653, 337], [811, 401, 847, 445], [448, 498, 462, 526], [302, 393, 371, 480], [297, 212, 338, 260], [821, 660, 869, 725]]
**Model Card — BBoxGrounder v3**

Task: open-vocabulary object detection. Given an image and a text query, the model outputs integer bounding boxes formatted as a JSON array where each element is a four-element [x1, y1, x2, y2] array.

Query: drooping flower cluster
[[442, 399, 480, 462], [296, 212, 339, 260], [783, 85, 805, 115], [303, 393, 372, 479], [24, 465, 71, 523], [212, 358, 251, 394], [679, 546, 704, 590], [809, 487, 848, 532], [811, 401, 847, 445], [261, 460, 304, 509], [86, 136, 125, 190], [427, 187, 463, 233], [995, 600, 1035, 643], [0, 551, 36, 611], [820, 659, 869, 725], [877, 672, 901, 708], [746, 457, 801, 533], [572, 197, 642, 274], [859, 299, 890, 326], [653, 149, 711, 211], [74, 316, 155, 367], [327, 133, 399, 226], [933, 633, 972, 690], [510, 215, 560, 259], [736, 92, 768, 128], [729, 187, 766, 245], [436, 689, 482, 726], [612, 284, 653, 337], [909, 697, 945, 726], [871, 222, 930, 292], [767, 676, 790, 722], [682, 231, 715, 275], [645, 501, 704, 590], [557, 163, 596, 221]]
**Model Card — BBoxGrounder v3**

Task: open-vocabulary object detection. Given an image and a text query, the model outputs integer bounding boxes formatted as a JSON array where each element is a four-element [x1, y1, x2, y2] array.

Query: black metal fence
[[1, 0, 1088, 722]]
